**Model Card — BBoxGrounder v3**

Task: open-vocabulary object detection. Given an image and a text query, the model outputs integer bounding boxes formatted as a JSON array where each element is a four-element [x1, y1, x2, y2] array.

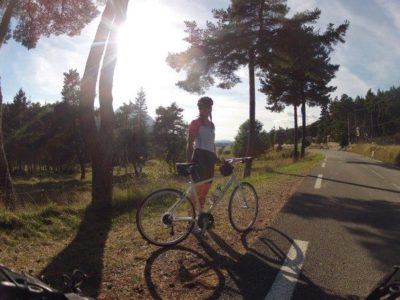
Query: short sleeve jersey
[[189, 118, 215, 153]]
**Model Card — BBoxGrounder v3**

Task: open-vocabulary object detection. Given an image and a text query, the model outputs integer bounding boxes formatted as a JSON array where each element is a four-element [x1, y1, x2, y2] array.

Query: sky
[[0, 0, 399, 140]]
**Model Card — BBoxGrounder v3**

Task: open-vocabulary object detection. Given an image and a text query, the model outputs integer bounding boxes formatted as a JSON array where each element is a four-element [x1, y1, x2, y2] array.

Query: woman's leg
[[196, 182, 212, 209]]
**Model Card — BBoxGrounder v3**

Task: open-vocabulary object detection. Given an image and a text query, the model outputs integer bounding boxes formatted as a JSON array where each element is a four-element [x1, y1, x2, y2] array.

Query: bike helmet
[[197, 97, 213, 109]]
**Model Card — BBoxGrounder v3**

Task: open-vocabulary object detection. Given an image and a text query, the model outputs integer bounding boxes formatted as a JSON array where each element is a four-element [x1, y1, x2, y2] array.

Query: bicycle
[[136, 157, 259, 247]]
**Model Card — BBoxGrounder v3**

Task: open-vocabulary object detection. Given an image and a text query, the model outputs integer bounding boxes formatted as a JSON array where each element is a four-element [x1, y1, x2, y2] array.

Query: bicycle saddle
[[176, 163, 197, 177]]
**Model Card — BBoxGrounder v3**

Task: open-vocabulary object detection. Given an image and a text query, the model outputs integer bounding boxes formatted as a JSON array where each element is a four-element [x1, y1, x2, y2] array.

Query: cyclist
[[187, 96, 217, 212]]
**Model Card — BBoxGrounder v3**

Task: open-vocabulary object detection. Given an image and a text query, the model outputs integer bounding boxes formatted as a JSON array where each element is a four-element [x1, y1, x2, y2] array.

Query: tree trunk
[[0, 0, 17, 47], [244, 49, 255, 178], [300, 92, 306, 158], [0, 79, 17, 209], [0, 1, 19, 210], [293, 105, 299, 160], [79, 0, 129, 208]]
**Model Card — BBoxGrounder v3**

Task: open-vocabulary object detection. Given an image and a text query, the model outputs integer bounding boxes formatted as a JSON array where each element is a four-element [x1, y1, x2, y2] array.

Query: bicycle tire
[[136, 189, 195, 247], [228, 182, 258, 232]]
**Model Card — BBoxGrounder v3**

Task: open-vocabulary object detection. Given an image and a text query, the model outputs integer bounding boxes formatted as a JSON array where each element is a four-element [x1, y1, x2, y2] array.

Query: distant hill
[[215, 140, 233, 145]]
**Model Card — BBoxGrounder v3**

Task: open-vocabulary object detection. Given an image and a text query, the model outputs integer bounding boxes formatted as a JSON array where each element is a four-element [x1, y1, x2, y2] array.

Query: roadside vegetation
[[0, 149, 323, 299], [348, 143, 400, 166]]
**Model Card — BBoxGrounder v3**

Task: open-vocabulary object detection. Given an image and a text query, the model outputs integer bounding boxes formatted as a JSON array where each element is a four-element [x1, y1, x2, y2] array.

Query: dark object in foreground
[[365, 265, 400, 300], [0, 264, 93, 300]]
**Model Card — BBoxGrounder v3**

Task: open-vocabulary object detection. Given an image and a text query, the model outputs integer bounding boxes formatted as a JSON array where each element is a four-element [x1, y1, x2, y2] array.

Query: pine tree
[[131, 87, 149, 175], [260, 10, 349, 157], [80, 0, 130, 208], [232, 119, 268, 157], [317, 103, 330, 143], [0, 0, 99, 209], [61, 69, 86, 179], [167, 0, 288, 176], [0, 79, 17, 209], [152, 103, 187, 171]]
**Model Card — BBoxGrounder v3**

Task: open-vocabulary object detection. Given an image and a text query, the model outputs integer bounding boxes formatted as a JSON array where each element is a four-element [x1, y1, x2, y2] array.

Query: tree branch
[[0, 0, 17, 48]]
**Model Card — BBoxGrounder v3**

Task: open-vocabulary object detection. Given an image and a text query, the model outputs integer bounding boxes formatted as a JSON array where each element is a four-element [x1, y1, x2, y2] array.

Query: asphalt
[[219, 149, 400, 299]]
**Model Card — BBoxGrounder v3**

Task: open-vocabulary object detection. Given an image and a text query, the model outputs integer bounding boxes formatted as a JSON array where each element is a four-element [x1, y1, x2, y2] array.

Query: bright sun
[[115, 0, 186, 103]]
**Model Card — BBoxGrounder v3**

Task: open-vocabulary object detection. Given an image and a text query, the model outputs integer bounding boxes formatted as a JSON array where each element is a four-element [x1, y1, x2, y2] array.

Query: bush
[[0, 212, 23, 230], [340, 134, 349, 148], [303, 139, 311, 148]]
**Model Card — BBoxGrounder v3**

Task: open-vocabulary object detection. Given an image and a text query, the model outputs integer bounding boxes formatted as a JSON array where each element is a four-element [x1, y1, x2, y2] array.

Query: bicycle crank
[[197, 213, 214, 230]]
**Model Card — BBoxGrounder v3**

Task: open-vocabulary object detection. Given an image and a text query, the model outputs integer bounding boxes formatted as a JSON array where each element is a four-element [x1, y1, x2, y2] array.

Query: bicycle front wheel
[[228, 182, 258, 232], [136, 189, 195, 247]]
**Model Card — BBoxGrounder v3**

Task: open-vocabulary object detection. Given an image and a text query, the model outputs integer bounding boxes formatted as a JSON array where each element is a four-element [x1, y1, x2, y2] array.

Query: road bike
[[136, 157, 259, 247]]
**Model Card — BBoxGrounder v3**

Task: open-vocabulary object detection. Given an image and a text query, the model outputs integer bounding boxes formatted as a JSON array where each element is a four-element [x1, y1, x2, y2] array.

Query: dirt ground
[[97, 176, 304, 299], [0, 173, 305, 299]]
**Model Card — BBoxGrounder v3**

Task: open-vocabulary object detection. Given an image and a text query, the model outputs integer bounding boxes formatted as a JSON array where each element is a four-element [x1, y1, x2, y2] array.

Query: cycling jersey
[[188, 118, 216, 182], [188, 118, 215, 153]]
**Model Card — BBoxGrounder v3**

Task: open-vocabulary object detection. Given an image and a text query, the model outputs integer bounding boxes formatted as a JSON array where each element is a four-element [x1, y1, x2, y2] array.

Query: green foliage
[[0, 211, 23, 230], [0, 203, 83, 241], [349, 144, 400, 166], [167, 0, 288, 93], [1, 0, 99, 49], [232, 119, 268, 157], [260, 10, 349, 157], [339, 133, 348, 148], [152, 102, 187, 170], [114, 88, 150, 175], [261, 11, 349, 111], [323, 88, 400, 144], [61, 69, 80, 106]]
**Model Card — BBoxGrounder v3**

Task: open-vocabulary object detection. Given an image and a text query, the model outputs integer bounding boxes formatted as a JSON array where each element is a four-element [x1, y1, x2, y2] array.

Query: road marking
[[314, 174, 323, 189], [265, 240, 309, 300], [321, 162, 326, 168], [393, 183, 400, 190], [369, 168, 384, 179]]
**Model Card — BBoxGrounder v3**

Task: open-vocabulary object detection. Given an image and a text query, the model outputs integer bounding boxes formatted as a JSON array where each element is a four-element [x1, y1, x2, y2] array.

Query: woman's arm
[[187, 131, 195, 162]]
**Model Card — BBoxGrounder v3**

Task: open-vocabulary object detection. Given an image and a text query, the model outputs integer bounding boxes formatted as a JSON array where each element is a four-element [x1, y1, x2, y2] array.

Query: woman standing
[[187, 96, 216, 211]]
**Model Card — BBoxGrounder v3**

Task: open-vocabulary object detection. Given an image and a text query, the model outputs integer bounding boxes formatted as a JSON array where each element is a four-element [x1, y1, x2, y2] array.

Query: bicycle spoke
[[228, 182, 258, 232], [136, 189, 195, 246]]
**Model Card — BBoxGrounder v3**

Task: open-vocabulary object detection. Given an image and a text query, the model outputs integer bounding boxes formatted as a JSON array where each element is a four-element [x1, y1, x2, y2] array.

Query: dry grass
[[348, 143, 400, 166], [0, 151, 324, 299]]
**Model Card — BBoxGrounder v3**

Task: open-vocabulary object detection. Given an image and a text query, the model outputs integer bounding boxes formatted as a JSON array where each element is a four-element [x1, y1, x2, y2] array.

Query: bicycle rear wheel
[[136, 189, 195, 247], [228, 182, 258, 232]]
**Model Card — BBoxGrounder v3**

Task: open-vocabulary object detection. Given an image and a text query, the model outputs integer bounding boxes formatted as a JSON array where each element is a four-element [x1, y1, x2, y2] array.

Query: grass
[[0, 202, 85, 245], [348, 143, 400, 166], [1, 149, 324, 238], [0, 150, 325, 298]]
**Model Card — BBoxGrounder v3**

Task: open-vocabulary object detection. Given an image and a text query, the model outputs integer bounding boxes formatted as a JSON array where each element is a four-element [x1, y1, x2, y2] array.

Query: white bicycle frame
[[168, 159, 249, 224], [184, 173, 242, 215]]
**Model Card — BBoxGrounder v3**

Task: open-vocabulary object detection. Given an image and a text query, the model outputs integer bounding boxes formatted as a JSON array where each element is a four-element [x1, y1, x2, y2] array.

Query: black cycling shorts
[[191, 148, 216, 182]]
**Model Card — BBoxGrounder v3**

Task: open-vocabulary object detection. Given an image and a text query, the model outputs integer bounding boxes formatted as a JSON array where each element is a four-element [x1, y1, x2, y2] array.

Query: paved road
[[221, 149, 400, 299]]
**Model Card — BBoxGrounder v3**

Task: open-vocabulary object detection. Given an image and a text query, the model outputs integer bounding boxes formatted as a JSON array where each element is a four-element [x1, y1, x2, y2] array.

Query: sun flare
[[115, 0, 186, 104]]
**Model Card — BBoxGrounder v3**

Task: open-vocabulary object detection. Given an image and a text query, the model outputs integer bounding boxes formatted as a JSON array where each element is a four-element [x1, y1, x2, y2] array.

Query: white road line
[[314, 174, 323, 189], [265, 240, 309, 300], [321, 162, 326, 168], [392, 183, 400, 190], [369, 168, 385, 179]]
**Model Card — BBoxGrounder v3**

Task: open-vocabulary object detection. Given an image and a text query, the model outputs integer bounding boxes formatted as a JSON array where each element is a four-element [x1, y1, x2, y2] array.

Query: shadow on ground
[[345, 159, 400, 171], [40, 204, 112, 298], [143, 228, 350, 299], [282, 192, 400, 273], [270, 170, 400, 195]]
